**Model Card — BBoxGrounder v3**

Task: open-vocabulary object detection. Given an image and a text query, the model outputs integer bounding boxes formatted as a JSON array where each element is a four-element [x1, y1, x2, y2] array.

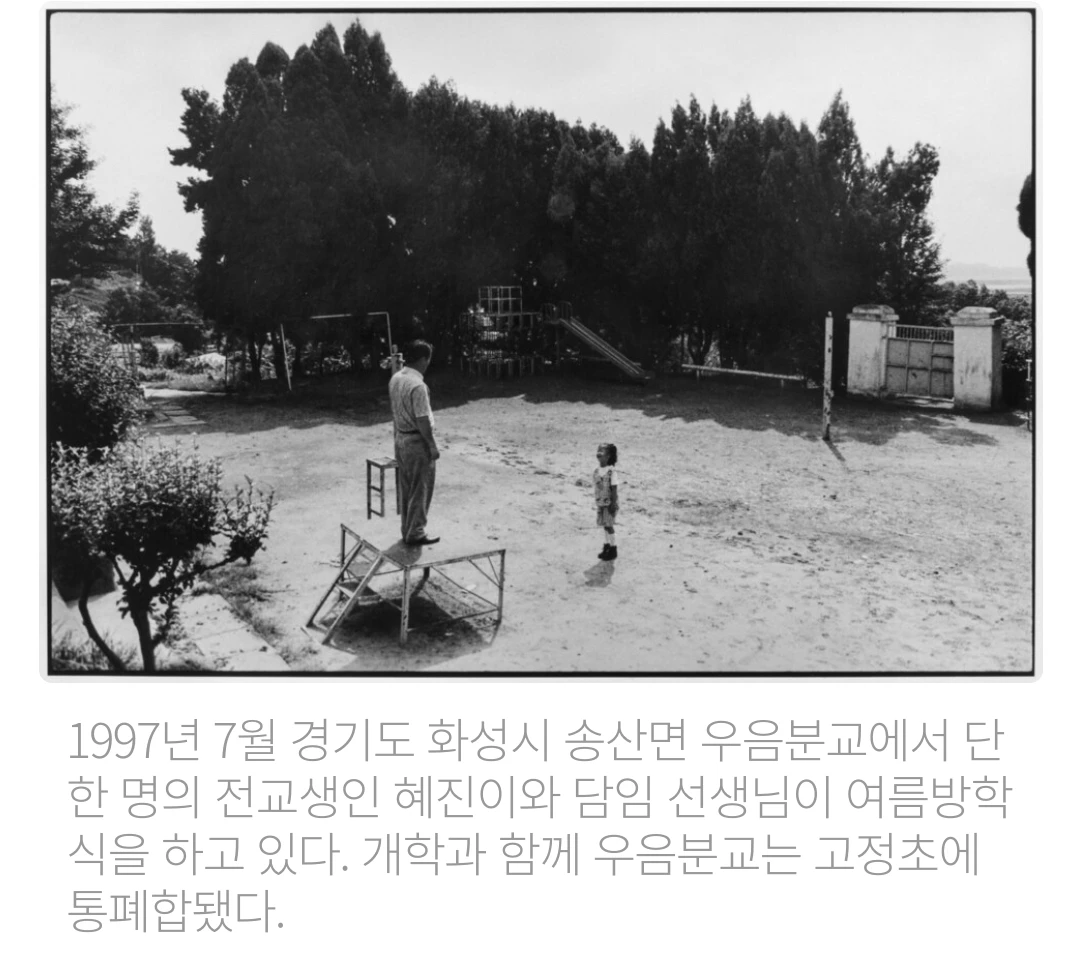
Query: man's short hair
[[403, 340, 434, 365]]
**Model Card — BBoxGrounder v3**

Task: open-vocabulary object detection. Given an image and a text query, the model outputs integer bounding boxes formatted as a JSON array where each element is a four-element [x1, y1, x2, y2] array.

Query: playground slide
[[558, 317, 651, 383]]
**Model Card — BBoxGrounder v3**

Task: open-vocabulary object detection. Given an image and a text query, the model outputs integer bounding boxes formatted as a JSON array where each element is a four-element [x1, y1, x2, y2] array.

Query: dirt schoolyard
[[162, 370, 1033, 674]]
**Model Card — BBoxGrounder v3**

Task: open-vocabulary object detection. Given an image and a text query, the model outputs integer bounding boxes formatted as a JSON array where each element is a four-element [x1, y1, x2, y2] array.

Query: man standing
[[389, 340, 440, 546]]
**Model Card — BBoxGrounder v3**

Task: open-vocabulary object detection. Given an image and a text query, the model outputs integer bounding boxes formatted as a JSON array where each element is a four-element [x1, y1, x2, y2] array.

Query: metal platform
[[305, 525, 506, 646]]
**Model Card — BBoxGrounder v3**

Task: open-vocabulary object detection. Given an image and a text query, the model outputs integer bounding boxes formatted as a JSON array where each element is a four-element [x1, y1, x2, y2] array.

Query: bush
[[171, 326, 205, 355], [1001, 315, 1033, 408], [100, 285, 164, 330], [50, 441, 275, 671], [177, 354, 218, 375], [139, 339, 159, 366], [299, 342, 354, 376], [164, 306, 207, 354], [49, 303, 142, 453], [936, 280, 1033, 408], [1001, 314, 1032, 371], [160, 344, 186, 369]]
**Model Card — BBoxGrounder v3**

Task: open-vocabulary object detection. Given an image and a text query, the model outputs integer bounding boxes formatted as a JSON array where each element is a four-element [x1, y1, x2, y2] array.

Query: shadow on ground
[[583, 560, 615, 587], [153, 369, 1028, 449], [314, 590, 496, 672], [832, 395, 1024, 447]]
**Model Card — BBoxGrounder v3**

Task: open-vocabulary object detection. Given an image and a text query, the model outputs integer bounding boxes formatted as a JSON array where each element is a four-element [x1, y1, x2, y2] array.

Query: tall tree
[[647, 96, 720, 363], [125, 217, 198, 307], [170, 27, 950, 382], [866, 143, 944, 325], [48, 92, 139, 280], [756, 114, 829, 372], [814, 92, 876, 311], [171, 22, 416, 377], [709, 98, 767, 366]]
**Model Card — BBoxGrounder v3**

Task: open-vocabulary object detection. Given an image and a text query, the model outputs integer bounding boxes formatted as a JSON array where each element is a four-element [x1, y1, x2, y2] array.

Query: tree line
[[167, 20, 949, 382], [49, 91, 206, 354], [51, 20, 1030, 389]]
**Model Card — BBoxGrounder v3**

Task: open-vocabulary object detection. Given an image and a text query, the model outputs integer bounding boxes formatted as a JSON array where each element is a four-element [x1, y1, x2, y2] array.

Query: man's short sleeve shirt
[[389, 366, 434, 432]]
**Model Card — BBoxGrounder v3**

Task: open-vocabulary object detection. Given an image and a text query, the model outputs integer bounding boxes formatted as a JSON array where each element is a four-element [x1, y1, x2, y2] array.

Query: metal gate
[[885, 324, 953, 398]]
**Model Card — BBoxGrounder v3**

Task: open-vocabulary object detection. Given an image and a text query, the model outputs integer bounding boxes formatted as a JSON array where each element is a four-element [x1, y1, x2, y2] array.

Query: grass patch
[[58, 270, 136, 314], [195, 563, 282, 639], [195, 563, 321, 666], [51, 628, 136, 672], [50, 623, 211, 672], [193, 561, 320, 666]]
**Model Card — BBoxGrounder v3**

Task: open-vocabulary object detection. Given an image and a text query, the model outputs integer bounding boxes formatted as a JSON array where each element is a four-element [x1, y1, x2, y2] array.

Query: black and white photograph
[[45, 5, 1035, 676]]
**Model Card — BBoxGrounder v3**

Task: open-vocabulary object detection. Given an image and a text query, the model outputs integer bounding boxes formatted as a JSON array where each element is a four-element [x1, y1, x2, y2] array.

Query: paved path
[[143, 390, 205, 427], [152, 405, 204, 427], [139, 386, 212, 427], [175, 592, 288, 671]]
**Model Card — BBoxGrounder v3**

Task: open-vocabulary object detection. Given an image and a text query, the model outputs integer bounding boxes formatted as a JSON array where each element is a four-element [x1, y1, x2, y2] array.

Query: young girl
[[593, 443, 619, 560]]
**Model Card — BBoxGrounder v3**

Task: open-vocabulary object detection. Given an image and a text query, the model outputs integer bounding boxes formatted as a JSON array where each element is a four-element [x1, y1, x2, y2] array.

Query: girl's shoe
[[608, 546, 618, 560], [598, 545, 612, 560]]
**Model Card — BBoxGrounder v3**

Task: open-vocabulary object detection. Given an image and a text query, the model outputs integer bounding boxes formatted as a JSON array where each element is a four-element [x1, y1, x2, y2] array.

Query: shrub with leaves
[[50, 441, 275, 672], [101, 284, 165, 330], [1001, 314, 1032, 370], [163, 307, 207, 354], [139, 338, 159, 366], [1001, 314, 1033, 408], [137, 366, 170, 383], [160, 344, 187, 369], [937, 280, 1032, 406], [49, 303, 142, 452]]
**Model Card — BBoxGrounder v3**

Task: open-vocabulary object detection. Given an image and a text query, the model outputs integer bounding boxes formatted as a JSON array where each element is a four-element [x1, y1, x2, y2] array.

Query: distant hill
[[944, 262, 1028, 282], [53, 271, 138, 314]]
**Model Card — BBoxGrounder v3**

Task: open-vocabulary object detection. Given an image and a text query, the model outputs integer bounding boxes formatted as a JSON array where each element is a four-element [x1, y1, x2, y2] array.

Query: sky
[[48, 6, 1034, 274]]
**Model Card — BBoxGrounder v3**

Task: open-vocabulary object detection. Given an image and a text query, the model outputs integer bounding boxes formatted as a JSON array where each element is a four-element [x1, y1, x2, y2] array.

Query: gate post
[[949, 307, 1003, 410], [846, 305, 897, 397]]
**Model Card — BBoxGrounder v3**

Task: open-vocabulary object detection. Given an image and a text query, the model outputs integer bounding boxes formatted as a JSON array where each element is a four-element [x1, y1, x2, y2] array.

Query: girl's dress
[[593, 464, 618, 527]]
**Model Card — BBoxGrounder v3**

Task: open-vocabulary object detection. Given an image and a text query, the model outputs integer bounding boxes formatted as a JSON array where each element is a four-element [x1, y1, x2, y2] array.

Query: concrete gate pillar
[[846, 305, 898, 397], [949, 307, 1003, 410]]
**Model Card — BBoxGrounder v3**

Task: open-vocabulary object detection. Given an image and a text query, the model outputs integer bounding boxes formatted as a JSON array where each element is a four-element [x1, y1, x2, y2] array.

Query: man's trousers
[[394, 432, 436, 543]]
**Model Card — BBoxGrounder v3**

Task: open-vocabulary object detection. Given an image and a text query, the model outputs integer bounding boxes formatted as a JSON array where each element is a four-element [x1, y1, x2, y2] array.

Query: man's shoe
[[406, 535, 441, 546]]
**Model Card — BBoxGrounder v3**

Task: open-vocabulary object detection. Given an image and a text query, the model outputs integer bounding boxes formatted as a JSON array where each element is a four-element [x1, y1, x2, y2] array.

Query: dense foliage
[[48, 304, 143, 452], [50, 441, 275, 671], [95, 218, 208, 354], [937, 280, 1032, 406], [99, 284, 205, 354], [126, 217, 200, 307], [48, 93, 139, 280], [171, 23, 946, 383]]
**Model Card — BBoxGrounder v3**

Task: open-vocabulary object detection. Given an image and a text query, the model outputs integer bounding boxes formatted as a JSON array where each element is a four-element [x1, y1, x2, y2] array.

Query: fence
[[888, 323, 954, 343]]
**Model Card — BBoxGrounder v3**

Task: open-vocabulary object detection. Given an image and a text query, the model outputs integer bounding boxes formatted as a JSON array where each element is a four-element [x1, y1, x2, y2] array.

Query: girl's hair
[[600, 443, 618, 465]]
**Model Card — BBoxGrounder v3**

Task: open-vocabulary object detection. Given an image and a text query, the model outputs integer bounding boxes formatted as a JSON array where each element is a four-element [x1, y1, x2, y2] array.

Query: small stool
[[366, 457, 400, 519]]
